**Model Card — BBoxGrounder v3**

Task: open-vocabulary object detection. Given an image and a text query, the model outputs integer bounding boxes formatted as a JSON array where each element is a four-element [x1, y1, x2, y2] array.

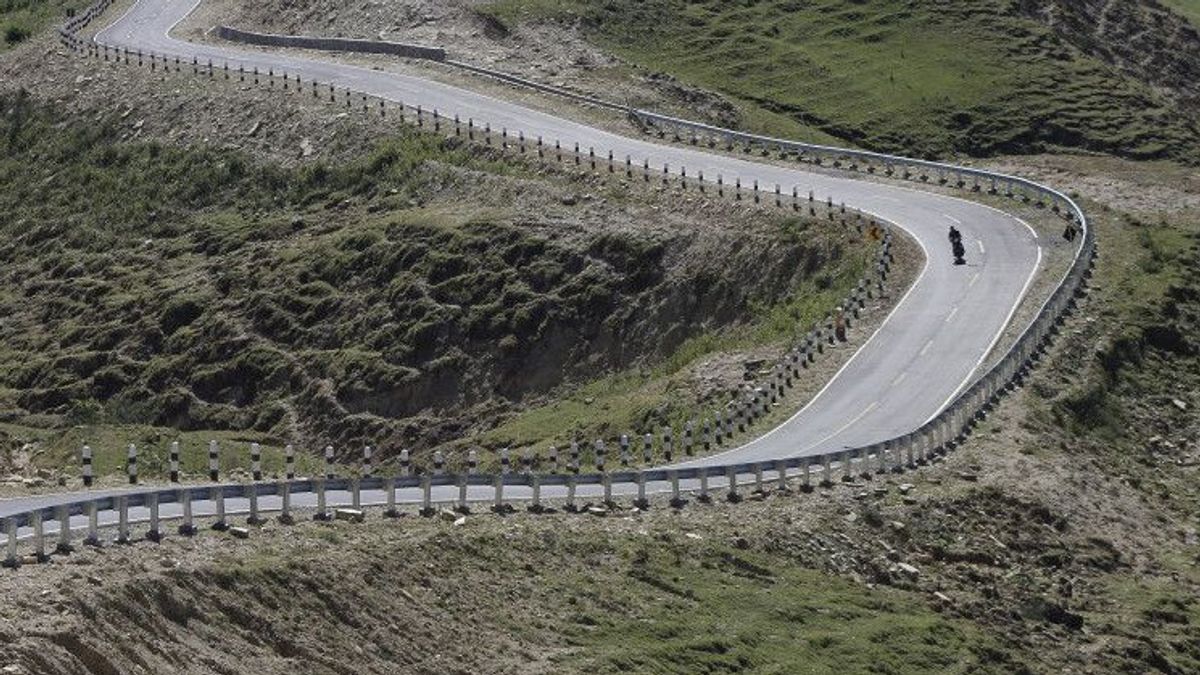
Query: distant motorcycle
[[948, 226, 966, 265]]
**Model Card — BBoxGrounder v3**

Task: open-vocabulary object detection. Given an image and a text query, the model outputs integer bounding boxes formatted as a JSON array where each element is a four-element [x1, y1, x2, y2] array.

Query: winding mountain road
[[1, 0, 1056, 540]]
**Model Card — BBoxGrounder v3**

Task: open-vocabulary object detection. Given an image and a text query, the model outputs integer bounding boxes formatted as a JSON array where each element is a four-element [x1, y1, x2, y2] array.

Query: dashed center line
[[944, 214, 962, 225], [891, 372, 907, 388], [969, 272, 981, 288], [945, 306, 959, 323], [977, 240, 985, 254], [919, 339, 934, 356]]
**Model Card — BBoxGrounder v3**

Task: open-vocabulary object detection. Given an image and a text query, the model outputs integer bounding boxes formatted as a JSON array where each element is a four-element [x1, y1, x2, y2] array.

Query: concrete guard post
[[56, 505, 73, 554], [30, 512, 46, 562], [635, 471, 649, 509], [421, 474, 435, 517], [528, 473, 543, 513], [491, 473, 506, 514], [212, 486, 229, 531], [313, 479, 330, 521], [146, 493, 163, 542], [565, 474, 578, 512], [3, 518, 17, 568], [280, 480, 295, 524], [726, 466, 741, 503], [116, 497, 130, 544], [246, 483, 264, 526], [668, 470, 685, 509]]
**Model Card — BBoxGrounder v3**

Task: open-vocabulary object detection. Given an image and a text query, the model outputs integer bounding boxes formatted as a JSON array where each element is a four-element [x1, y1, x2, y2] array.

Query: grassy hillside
[[483, 0, 1200, 161], [1, 0, 77, 51], [0, 90, 871, 477]]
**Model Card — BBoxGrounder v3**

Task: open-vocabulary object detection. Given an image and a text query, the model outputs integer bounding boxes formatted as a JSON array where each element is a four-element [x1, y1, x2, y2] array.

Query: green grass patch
[[1, 0, 80, 51], [553, 541, 1000, 673], [483, 0, 1198, 160], [1162, 0, 1200, 28]]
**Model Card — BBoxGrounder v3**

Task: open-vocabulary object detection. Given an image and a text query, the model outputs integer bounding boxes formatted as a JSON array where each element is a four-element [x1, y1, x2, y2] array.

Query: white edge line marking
[[689, 208, 931, 466]]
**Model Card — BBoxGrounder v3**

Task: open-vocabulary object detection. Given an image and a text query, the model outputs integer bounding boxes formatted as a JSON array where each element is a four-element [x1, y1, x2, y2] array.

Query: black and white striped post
[[251, 442, 262, 481], [569, 440, 580, 473], [662, 427, 673, 463], [620, 434, 631, 467], [284, 444, 295, 480], [597, 437, 609, 504], [547, 445, 559, 473], [81, 444, 93, 487], [642, 433, 653, 463], [400, 448, 411, 477], [702, 419, 712, 452], [126, 444, 138, 485], [169, 441, 180, 482], [521, 448, 533, 474], [324, 445, 335, 480], [500, 447, 511, 475], [433, 450, 446, 476], [363, 445, 373, 477], [684, 421, 694, 456], [208, 440, 220, 482]]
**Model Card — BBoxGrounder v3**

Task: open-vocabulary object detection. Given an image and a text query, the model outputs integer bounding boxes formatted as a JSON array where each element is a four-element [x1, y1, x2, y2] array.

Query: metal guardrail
[[12, 0, 1093, 566], [213, 25, 446, 61]]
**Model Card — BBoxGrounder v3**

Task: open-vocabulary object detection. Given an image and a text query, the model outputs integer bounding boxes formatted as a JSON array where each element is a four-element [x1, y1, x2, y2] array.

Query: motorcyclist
[[948, 226, 966, 265]]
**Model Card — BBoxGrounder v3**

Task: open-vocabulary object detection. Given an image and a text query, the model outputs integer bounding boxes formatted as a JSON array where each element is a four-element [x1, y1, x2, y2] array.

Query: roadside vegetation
[[1, 0, 77, 50]]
